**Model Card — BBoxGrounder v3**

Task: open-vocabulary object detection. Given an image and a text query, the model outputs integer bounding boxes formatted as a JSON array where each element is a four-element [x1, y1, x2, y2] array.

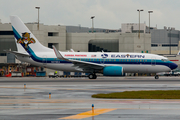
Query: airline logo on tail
[[17, 32, 36, 50]]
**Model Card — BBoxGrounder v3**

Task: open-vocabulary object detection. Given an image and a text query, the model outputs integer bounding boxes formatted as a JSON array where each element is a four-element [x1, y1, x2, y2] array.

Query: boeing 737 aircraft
[[7, 16, 178, 79]]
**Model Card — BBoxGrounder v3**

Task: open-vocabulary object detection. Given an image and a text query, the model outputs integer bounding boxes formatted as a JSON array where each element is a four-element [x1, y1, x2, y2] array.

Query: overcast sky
[[1, 0, 180, 29]]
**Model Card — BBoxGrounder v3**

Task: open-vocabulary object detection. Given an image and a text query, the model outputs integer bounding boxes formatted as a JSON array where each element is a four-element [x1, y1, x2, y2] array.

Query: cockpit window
[[161, 59, 169, 62]]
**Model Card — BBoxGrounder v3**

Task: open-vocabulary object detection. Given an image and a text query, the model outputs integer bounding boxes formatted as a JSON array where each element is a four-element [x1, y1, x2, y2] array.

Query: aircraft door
[[100, 58, 105, 64], [42, 55, 47, 66], [151, 57, 156, 66]]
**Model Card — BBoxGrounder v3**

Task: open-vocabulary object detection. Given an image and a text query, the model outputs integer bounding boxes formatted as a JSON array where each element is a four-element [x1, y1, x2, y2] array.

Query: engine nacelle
[[103, 66, 123, 76]]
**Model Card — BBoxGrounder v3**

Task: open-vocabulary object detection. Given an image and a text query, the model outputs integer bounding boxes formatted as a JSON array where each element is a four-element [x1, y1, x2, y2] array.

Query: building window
[[0, 53, 6, 56], [48, 32, 59, 36], [88, 39, 119, 52], [162, 44, 178, 47], [48, 43, 53, 48], [151, 44, 158, 47], [0, 31, 14, 35]]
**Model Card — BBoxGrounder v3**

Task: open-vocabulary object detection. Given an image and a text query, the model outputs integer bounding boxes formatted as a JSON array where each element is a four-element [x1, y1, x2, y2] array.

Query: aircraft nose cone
[[170, 63, 178, 70]]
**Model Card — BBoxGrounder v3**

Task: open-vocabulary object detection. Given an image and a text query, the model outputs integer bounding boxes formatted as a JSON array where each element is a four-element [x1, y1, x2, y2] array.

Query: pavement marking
[[59, 108, 116, 119]]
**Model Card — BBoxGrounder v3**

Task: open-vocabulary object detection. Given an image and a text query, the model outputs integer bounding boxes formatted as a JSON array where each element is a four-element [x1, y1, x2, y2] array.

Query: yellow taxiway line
[[59, 108, 116, 119]]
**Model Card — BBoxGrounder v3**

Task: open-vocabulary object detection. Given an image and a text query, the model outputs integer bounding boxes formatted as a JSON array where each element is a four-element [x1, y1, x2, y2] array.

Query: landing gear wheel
[[88, 74, 94, 79], [88, 74, 97, 79], [93, 74, 97, 79], [155, 75, 159, 79]]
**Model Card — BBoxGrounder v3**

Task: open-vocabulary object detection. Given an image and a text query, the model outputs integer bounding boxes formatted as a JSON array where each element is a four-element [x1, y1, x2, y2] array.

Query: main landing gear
[[155, 75, 159, 79], [88, 73, 97, 79]]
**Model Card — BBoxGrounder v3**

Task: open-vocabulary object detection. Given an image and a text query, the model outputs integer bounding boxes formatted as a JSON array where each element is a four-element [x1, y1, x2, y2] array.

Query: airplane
[[7, 16, 178, 79]]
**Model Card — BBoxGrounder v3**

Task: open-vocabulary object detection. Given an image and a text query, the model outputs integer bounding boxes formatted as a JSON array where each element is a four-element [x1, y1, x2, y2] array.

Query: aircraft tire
[[93, 74, 97, 79], [88, 74, 94, 79], [155, 75, 159, 79]]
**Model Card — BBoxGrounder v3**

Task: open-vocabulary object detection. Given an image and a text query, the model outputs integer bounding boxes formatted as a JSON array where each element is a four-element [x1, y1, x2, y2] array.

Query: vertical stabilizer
[[10, 16, 50, 53]]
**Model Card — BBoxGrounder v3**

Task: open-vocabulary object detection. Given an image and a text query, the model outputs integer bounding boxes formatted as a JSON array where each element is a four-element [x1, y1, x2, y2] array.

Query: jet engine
[[103, 66, 123, 76]]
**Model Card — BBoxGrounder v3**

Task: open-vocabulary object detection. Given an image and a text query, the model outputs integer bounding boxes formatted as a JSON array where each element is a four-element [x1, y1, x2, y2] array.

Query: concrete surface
[[0, 77, 180, 120]]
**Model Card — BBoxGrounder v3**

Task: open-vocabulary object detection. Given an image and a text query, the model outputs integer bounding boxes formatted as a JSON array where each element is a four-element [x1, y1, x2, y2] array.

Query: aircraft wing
[[52, 45, 104, 71], [4, 50, 30, 57], [70, 59, 104, 70]]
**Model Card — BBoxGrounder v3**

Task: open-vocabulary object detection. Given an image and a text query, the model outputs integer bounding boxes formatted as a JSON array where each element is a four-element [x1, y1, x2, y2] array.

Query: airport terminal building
[[0, 21, 180, 76]]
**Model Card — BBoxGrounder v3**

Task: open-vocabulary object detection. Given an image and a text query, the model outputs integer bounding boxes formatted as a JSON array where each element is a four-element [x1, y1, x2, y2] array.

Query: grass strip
[[92, 90, 180, 99]]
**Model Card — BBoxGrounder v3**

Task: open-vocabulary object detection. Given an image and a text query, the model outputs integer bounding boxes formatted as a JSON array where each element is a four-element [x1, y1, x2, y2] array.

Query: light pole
[[148, 11, 153, 33], [169, 28, 172, 55], [91, 16, 95, 33], [35, 7, 40, 30], [137, 9, 143, 39]]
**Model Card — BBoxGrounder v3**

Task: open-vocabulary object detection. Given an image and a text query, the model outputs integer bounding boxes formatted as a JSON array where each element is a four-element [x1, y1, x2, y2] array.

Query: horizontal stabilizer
[[4, 50, 30, 57]]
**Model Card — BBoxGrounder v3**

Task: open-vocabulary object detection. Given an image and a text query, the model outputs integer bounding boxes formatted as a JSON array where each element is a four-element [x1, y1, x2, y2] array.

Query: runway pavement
[[0, 76, 180, 120]]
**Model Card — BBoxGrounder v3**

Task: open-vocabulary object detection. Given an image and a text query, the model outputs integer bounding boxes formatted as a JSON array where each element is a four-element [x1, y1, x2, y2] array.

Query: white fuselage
[[17, 49, 174, 73]]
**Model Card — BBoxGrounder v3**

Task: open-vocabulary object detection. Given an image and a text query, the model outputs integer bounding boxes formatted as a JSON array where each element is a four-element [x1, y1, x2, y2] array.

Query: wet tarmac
[[0, 77, 180, 120]]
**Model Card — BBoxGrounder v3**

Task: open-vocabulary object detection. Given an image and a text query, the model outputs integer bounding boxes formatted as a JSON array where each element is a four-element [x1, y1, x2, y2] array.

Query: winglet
[[52, 45, 66, 60], [70, 49, 75, 52]]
